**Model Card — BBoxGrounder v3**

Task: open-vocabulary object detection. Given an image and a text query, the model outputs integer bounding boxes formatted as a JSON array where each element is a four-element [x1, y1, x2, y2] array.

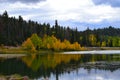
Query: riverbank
[[86, 47, 120, 50], [0, 46, 28, 54], [0, 46, 120, 54], [0, 46, 54, 54]]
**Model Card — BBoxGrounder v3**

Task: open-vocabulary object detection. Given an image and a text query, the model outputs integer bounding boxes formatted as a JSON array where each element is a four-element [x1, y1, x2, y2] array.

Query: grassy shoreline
[[0, 46, 120, 54], [0, 46, 55, 54], [0, 46, 30, 53], [86, 47, 120, 50]]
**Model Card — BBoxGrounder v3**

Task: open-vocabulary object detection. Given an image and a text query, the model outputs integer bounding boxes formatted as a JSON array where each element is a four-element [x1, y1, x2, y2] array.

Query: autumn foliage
[[22, 34, 85, 51], [22, 38, 36, 52]]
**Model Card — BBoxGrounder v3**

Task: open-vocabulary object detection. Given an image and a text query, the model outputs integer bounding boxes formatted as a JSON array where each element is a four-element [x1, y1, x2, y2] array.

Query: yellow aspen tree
[[22, 38, 36, 52]]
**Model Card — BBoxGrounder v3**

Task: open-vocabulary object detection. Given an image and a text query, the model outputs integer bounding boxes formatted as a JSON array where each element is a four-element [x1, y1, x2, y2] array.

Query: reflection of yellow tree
[[22, 54, 36, 67], [52, 54, 81, 67], [21, 53, 81, 71]]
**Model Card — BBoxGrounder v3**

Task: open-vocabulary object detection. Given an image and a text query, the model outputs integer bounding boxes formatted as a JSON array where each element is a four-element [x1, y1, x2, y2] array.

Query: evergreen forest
[[0, 11, 120, 49]]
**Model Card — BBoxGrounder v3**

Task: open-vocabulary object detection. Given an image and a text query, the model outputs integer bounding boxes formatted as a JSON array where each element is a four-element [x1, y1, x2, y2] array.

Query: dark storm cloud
[[0, 0, 46, 3], [92, 0, 120, 7]]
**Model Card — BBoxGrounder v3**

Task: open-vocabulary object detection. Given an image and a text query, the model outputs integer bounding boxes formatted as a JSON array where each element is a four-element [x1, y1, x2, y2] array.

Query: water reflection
[[0, 53, 120, 80]]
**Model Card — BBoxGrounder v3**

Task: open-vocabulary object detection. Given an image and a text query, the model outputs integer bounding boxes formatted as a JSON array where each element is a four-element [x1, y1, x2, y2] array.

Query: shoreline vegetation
[[21, 34, 86, 52], [0, 34, 120, 54], [86, 47, 120, 50], [0, 11, 120, 54], [0, 34, 86, 54], [0, 45, 120, 54]]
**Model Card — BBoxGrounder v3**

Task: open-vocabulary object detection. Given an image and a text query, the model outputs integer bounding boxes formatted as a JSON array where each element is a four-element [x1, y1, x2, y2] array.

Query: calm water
[[0, 51, 120, 80]]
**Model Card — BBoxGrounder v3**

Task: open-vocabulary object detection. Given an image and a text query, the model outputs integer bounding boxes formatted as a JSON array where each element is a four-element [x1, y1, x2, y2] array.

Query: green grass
[[0, 46, 55, 54], [0, 47, 29, 54], [1, 46, 120, 55]]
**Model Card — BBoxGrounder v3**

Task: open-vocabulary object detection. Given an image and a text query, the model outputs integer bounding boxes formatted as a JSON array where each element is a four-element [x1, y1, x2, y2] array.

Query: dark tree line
[[79, 27, 120, 47], [0, 11, 120, 47], [0, 11, 79, 46]]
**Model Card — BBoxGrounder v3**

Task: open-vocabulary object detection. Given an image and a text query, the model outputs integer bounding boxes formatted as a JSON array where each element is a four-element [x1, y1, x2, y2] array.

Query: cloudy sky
[[0, 0, 120, 31]]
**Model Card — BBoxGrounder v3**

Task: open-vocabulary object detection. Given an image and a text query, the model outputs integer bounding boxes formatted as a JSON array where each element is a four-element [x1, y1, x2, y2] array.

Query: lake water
[[0, 50, 120, 80]]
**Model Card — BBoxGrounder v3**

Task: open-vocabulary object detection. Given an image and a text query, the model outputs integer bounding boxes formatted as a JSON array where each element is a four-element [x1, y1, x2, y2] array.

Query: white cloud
[[9, 2, 46, 10], [47, 0, 93, 11], [0, 0, 120, 28], [43, 0, 120, 23]]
